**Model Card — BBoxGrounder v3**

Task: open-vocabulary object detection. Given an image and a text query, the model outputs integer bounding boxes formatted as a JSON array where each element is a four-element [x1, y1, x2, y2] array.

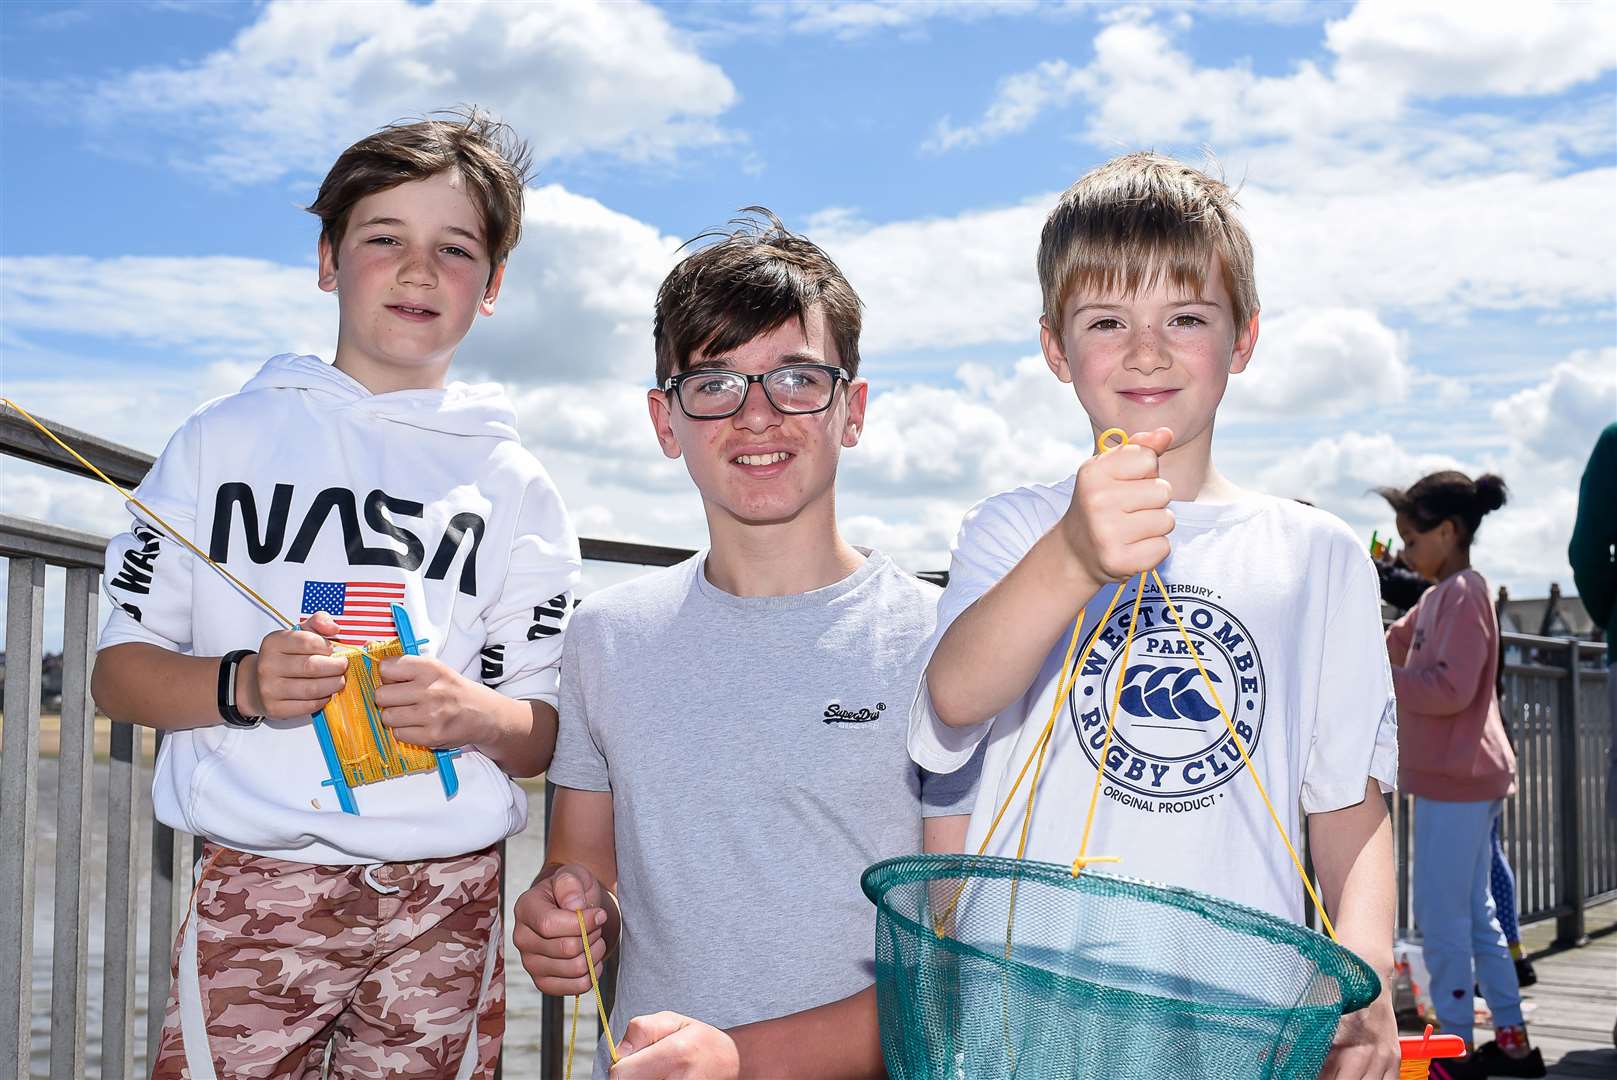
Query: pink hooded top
[[1387, 568, 1516, 801]]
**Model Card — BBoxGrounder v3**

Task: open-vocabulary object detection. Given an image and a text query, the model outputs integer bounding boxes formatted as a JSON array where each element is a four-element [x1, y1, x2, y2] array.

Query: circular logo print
[[1066, 592, 1266, 799]]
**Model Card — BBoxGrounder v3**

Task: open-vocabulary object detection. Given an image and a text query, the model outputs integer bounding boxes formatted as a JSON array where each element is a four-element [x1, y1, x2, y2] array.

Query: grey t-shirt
[[547, 549, 977, 1075]]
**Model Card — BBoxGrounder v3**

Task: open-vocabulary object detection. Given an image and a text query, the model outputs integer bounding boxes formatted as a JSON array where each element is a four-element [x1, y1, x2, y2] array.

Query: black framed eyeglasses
[[661, 363, 850, 420]]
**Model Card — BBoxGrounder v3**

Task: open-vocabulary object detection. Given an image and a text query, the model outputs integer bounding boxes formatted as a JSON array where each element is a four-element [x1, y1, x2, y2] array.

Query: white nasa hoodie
[[99, 354, 581, 864]]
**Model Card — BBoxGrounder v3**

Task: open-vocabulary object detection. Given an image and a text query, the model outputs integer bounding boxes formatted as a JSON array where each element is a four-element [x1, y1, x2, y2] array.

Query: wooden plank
[[1470, 899, 1617, 1075]]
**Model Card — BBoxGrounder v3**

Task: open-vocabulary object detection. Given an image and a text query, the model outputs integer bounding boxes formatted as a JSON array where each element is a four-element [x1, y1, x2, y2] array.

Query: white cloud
[[812, 199, 1049, 354], [461, 185, 683, 383], [809, 163, 1614, 357], [0, 183, 681, 386], [1, 360, 263, 457], [926, 60, 1090, 153], [1223, 308, 1409, 419], [929, 4, 1616, 154], [0, 256, 332, 360], [1326, 0, 1617, 98], [1432, 376, 1471, 409], [1490, 348, 1617, 465], [1245, 169, 1617, 316], [839, 508, 961, 574], [847, 363, 1078, 498], [1245, 425, 1587, 599], [1253, 429, 1463, 522], [1242, 345, 1617, 597], [85, 0, 737, 185], [742, 0, 1042, 40]]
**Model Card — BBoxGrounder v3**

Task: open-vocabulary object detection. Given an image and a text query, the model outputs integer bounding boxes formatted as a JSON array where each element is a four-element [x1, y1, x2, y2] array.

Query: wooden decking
[[1471, 898, 1617, 1078]]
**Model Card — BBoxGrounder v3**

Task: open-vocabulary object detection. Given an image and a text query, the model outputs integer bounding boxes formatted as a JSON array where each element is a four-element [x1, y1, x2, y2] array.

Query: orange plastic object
[[1398, 1025, 1467, 1078]]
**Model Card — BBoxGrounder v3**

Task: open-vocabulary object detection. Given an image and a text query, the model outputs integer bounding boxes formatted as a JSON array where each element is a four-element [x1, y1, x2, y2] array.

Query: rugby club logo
[[1066, 588, 1266, 802]]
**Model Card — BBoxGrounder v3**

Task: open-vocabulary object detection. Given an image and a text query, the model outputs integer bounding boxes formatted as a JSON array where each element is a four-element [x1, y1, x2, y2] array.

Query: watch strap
[[218, 649, 263, 729]]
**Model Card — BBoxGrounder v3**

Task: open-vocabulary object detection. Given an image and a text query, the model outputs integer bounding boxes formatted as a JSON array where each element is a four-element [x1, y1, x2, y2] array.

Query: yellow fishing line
[[2, 398, 296, 629], [1149, 566, 1338, 940], [572, 908, 618, 1065]]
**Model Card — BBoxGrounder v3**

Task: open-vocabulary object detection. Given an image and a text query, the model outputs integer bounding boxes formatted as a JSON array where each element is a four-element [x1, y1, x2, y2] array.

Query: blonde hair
[[1037, 151, 1258, 335]]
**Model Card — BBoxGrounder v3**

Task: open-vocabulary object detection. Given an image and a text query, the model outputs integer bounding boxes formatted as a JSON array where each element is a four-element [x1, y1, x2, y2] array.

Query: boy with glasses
[[512, 210, 976, 1078]]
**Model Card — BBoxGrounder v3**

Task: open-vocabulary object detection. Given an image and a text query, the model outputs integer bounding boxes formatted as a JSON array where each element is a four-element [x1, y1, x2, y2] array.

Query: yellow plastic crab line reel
[[310, 603, 460, 815]]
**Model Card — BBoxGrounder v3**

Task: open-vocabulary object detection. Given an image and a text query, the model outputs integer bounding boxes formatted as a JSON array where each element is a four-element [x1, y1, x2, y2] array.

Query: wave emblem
[[1118, 665, 1223, 723], [1067, 591, 1267, 799]]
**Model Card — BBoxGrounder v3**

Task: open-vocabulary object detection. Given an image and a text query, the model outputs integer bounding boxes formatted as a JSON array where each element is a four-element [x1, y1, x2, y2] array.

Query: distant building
[[1497, 584, 1598, 641]]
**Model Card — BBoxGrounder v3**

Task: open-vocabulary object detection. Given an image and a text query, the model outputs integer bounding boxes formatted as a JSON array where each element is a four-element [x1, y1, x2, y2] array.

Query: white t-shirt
[[909, 478, 1397, 921]]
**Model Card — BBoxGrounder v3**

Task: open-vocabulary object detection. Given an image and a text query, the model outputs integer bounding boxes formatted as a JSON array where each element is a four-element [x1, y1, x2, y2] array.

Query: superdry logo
[[1067, 590, 1266, 802], [824, 702, 886, 725]]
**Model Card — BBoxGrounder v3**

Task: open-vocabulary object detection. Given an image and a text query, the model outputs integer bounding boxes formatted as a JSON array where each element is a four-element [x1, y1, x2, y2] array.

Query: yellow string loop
[[572, 908, 619, 1065], [1148, 567, 1338, 941], [564, 993, 581, 1080], [1070, 570, 1145, 877]]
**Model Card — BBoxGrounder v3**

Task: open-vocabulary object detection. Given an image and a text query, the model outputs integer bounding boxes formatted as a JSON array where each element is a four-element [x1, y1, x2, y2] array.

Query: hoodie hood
[[240, 353, 520, 441]]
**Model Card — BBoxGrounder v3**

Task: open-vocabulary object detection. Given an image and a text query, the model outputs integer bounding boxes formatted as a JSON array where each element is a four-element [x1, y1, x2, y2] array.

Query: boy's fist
[[243, 612, 349, 719], [372, 655, 489, 749], [513, 865, 613, 997], [1060, 427, 1176, 586]]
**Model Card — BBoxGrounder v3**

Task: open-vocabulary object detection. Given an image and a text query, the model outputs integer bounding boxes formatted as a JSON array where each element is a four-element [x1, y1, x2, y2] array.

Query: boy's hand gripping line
[[937, 427, 1338, 944]]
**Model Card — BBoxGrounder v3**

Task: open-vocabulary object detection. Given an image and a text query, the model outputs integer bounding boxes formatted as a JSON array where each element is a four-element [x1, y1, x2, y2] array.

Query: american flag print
[[300, 580, 407, 645]]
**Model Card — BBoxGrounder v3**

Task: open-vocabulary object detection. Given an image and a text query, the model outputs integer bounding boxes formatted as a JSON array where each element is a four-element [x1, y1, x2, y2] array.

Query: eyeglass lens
[[678, 366, 839, 418]]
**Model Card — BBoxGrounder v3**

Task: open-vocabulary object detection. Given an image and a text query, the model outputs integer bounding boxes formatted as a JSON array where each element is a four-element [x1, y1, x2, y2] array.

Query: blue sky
[[3, 0, 1615, 641]]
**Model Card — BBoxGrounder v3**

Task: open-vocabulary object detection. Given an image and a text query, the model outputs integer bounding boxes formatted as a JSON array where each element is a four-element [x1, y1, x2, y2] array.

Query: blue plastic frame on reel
[[312, 602, 461, 815]]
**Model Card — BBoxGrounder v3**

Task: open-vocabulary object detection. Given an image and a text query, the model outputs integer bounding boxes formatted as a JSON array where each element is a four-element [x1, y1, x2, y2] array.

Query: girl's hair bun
[[1473, 473, 1508, 515]]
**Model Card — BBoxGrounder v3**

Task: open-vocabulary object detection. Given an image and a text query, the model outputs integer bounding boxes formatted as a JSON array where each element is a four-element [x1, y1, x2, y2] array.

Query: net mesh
[[864, 853, 1380, 1080]]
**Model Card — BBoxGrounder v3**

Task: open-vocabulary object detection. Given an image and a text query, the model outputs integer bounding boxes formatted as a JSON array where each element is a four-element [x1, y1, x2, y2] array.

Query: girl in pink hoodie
[[1380, 471, 1544, 1080]]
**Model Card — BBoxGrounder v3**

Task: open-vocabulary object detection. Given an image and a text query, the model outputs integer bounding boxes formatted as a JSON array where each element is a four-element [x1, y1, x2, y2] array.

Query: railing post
[[540, 781, 563, 1080], [50, 567, 98, 1078], [102, 720, 145, 1080], [1554, 639, 1587, 946], [146, 732, 189, 1062], [0, 557, 45, 1080]]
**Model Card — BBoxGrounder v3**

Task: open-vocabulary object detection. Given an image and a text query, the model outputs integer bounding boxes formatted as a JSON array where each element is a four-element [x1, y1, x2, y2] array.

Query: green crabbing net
[[863, 853, 1380, 1080]]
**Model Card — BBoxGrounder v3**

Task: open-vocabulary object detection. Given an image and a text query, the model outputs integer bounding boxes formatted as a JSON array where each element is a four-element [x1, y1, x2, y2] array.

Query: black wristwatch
[[217, 649, 265, 729]]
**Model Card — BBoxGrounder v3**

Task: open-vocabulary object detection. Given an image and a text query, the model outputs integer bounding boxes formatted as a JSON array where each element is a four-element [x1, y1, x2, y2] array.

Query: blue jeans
[[1413, 797, 1524, 1044]]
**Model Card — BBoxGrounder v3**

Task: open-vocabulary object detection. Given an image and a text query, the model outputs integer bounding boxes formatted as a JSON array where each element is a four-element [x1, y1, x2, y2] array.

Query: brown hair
[[307, 107, 532, 280], [1377, 470, 1509, 545], [1038, 151, 1258, 335], [653, 207, 863, 385]]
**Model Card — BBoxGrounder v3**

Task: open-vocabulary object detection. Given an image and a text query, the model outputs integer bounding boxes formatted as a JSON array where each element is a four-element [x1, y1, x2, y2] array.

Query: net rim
[[861, 853, 1381, 1014]]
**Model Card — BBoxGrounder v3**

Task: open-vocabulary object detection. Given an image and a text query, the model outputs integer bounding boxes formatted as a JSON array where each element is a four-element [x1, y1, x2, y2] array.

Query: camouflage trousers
[[151, 843, 504, 1079]]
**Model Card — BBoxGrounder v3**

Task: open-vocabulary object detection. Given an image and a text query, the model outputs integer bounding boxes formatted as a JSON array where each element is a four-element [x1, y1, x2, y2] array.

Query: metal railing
[[4, 410, 1614, 1077]]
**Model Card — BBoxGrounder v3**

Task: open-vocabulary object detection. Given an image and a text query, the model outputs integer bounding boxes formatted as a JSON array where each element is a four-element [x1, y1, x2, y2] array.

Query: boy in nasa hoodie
[[91, 112, 580, 1079]]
